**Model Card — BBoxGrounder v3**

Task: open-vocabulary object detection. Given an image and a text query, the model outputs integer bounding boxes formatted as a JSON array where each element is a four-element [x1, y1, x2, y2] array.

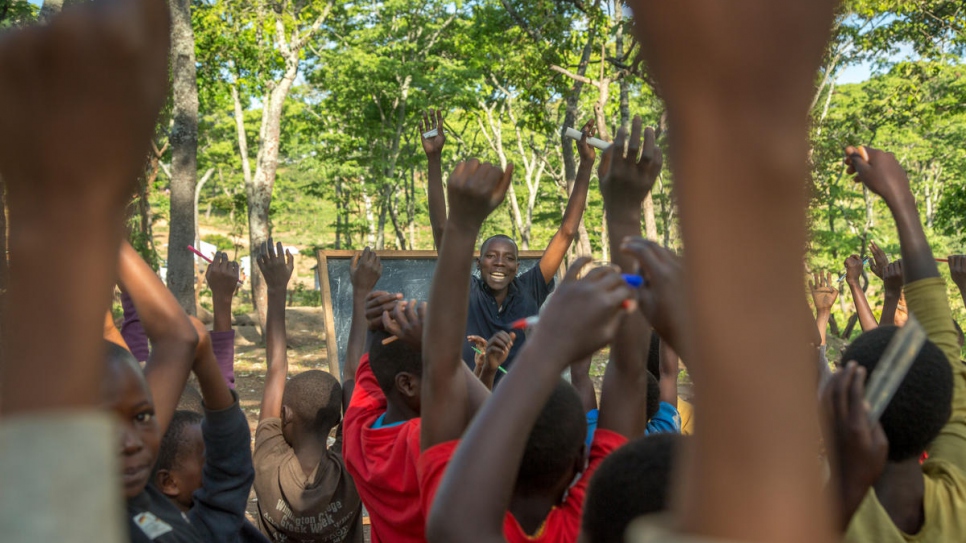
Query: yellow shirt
[[845, 277, 966, 542], [677, 398, 695, 435]]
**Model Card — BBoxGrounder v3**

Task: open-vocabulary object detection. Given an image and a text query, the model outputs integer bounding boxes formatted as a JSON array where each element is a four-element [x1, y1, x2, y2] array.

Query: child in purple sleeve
[[205, 252, 241, 390], [121, 290, 151, 363]]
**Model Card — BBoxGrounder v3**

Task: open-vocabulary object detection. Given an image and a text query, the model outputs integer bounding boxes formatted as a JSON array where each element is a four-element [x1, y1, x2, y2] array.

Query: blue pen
[[622, 274, 645, 288]]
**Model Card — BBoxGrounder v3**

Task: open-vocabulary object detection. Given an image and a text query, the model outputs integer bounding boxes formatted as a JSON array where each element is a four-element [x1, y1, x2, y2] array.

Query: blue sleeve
[[519, 264, 555, 306], [188, 392, 254, 543], [645, 402, 682, 435], [585, 409, 599, 450]]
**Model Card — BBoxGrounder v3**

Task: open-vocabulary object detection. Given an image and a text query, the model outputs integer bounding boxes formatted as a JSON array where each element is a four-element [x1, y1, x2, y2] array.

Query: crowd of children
[[3, 1, 966, 543]]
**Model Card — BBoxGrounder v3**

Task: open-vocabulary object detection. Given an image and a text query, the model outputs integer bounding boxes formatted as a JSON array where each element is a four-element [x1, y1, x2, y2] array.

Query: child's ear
[[281, 405, 294, 427], [395, 372, 420, 398], [155, 469, 179, 498]]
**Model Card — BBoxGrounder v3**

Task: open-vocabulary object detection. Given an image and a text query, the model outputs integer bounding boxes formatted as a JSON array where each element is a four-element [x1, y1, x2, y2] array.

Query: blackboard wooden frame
[[315, 249, 545, 380]]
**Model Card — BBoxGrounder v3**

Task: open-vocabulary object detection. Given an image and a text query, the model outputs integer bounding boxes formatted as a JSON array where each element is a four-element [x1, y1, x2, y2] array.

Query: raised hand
[[445, 159, 514, 230], [628, 0, 837, 115], [0, 0, 170, 210], [420, 109, 446, 157], [845, 146, 913, 208], [206, 251, 240, 298], [484, 331, 514, 371], [528, 257, 635, 364], [844, 255, 864, 286], [882, 260, 904, 297], [576, 118, 598, 163], [467, 335, 488, 371], [600, 117, 663, 216], [256, 239, 294, 293], [350, 247, 382, 293], [365, 291, 402, 331], [821, 361, 888, 529], [620, 237, 689, 357], [810, 271, 838, 313], [869, 241, 889, 279], [382, 300, 426, 349], [948, 255, 966, 291]]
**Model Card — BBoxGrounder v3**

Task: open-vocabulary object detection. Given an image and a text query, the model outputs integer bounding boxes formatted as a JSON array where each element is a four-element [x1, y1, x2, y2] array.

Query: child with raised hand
[[422, 258, 635, 543], [149, 315, 268, 543], [206, 252, 242, 388], [0, 1, 169, 540], [823, 146, 966, 541], [623, 0, 840, 541], [252, 240, 363, 542], [342, 300, 428, 542]]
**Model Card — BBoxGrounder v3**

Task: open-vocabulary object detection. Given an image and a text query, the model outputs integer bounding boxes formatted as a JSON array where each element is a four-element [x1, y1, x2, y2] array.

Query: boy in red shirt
[[342, 247, 487, 542], [417, 144, 656, 542]]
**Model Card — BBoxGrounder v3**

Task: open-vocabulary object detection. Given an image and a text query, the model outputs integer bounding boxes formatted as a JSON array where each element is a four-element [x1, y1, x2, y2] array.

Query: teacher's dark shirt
[[462, 265, 554, 383]]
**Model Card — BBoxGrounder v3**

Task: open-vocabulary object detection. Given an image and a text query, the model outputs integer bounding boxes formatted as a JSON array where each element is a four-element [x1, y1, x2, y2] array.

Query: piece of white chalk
[[563, 127, 610, 150], [422, 128, 438, 139]]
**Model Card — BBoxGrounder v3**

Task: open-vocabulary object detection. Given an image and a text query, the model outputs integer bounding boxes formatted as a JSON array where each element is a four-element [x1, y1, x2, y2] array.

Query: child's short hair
[[517, 380, 586, 491], [369, 329, 423, 395], [156, 410, 204, 473], [842, 325, 953, 461], [283, 370, 343, 435], [582, 433, 681, 543], [646, 372, 660, 421], [646, 333, 660, 378]]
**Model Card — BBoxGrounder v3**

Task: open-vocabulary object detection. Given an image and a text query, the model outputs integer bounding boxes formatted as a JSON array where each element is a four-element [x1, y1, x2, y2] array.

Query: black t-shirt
[[462, 264, 555, 382]]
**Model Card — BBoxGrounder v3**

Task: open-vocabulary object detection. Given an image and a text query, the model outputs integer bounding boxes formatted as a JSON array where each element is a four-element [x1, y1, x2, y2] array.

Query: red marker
[[510, 316, 540, 330], [187, 245, 213, 264], [936, 258, 949, 263]]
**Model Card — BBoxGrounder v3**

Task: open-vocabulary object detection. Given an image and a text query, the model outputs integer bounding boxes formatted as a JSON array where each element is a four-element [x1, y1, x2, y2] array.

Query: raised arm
[[425, 263, 633, 543], [119, 241, 199, 436], [185, 316, 254, 541], [343, 248, 384, 406], [421, 159, 513, 451], [659, 341, 680, 407], [474, 331, 515, 390], [0, 4, 169, 542], [570, 356, 598, 413], [538, 119, 596, 283], [843, 255, 877, 332], [879, 260, 903, 326], [811, 271, 840, 345], [597, 117, 662, 438], [205, 251, 240, 388], [847, 147, 939, 283], [421, 109, 447, 250], [256, 240, 294, 422], [626, 1, 839, 541]]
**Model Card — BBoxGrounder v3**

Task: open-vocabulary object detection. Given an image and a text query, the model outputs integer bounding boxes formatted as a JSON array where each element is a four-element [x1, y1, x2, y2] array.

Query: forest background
[[3, 0, 966, 348]]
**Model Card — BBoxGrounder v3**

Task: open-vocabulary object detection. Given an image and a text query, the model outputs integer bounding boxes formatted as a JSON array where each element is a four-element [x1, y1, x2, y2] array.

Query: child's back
[[253, 370, 363, 542]]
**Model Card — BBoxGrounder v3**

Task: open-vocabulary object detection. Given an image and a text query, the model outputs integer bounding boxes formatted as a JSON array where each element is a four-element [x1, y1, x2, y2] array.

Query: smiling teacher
[[421, 109, 597, 380]]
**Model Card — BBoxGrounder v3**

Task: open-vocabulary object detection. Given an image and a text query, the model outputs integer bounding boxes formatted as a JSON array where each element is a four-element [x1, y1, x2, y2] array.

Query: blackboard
[[316, 249, 544, 380]]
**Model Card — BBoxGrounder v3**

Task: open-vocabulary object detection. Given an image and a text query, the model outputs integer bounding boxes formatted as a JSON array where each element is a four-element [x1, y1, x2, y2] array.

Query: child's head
[[841, 325, 953, 461], [101, 340, 161, 499], [154, 410, 204, 511], [281, 370, 343, 445], [517, 380, 587, 499], [369, 329, 423, 413], [581, 433, 681, 543]]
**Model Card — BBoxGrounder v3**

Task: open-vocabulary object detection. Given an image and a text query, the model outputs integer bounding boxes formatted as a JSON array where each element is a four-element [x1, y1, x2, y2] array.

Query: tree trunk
[[38, 0, 64, 23], [643, 194, 659, 241], [167, 0, 200, 316], [194, 168, 215, 248]]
